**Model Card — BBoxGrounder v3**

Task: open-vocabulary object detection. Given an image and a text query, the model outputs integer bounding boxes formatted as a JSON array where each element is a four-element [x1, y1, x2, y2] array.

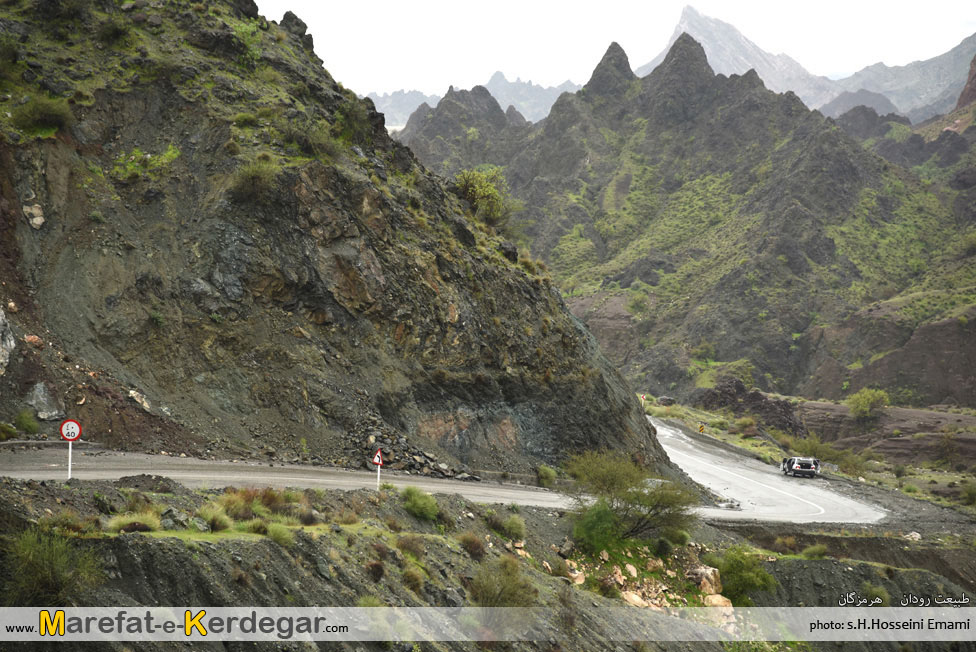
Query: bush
[[0, 422, 16, 441], [4, 529, 102, 606], [893, 464, 907, 478], [702, 545, 777, 606], [14, 409, 39, 434], [500, 515, 525, 540], [336, 509, 358, 525], [902, 484, 918, 494], [846, 387, 889, 419], [458, 531, 486, 560], [961, 483, 976, 506], [236, 518, 268, 535], [773, 536, 797, 553], [402, 566, 424, 593], [266, 523, 294, 547], [39, 509, 100, 535], [654, 537, 673, 559], [801, 544, 828, 559], [454, 166, 522, 229], [573, 501, 619, 553], [396, 535, 425, 559], [107, 511, 160, 533], [12, 96, 74, 132], [365, 560, 385, 581], [862, 581, 891, 606], [566, 451, 697, 542], [384, 516, 403, 532], [229, 158, 280, 202], [661, 528, 691, 546], [197, 503, 232, 532], [96, 18, 128, 44], [234, 112, 259, 127], [470, 555, 537, 607], [401, 486, 439, 521], [536, 464, 556, 488], [356, 595, 384, 607], [277, 119, 339, 159]]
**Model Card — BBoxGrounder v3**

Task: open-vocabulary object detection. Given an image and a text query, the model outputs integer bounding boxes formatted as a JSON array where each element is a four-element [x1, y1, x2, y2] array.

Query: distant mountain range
[[367, 73, 579, 127], [635, 6, 976, 124]]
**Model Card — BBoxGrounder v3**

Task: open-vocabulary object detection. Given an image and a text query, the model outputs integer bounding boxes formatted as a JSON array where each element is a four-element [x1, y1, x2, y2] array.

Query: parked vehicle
[[781, 456, 821, 478]]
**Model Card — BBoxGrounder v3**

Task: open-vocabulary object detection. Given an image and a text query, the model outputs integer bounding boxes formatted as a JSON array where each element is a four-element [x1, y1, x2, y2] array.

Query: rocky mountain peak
[[956, 53, 976, 110], [584, 42, 637, 97], [659, 32, 712, 76]]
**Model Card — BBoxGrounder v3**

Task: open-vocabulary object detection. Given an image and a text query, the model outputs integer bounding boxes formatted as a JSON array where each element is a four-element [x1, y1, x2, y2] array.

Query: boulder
[[646, 558, 664, 572], [686, 566, 722, 595], [28, 382, 65, 421], [625, 563, 638, 578], [704, 594, 733, 609], [621, 591, 648, 608], [0, 308, 14, 376], [657, 395, 676, 406]]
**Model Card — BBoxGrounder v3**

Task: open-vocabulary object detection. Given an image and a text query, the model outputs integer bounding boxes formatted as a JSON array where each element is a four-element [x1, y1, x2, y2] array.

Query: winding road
[[0, 418, 885, 523], [651, 417, 885, 523]]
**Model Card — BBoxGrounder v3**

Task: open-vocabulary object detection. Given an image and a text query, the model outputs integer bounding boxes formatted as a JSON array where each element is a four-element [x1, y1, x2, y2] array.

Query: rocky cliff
[[395, 35, 976, 407], [0, 0, 667, 475]]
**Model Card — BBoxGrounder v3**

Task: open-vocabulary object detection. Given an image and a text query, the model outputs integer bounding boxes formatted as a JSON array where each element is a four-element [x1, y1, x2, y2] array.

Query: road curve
[[651, 417, 885, 523], [0, 448, 572, 509]]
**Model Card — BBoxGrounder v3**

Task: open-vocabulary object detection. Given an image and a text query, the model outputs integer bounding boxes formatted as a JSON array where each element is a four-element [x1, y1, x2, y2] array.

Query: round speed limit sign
[[59, 419, 82, 442]]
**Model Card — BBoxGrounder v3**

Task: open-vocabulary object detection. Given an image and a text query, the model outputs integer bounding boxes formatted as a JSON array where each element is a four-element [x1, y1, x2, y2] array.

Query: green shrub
[[401, 486, 439, 521], [402, 566, 424, 593], [14, 409, 39, 434], [961, 483, 976, 506], [236, 518, 268, 535], [661, 528, 690, 546], [536, 464, 557, 488], [654, 537, 673, 559], [229, 158, 280, 202], [801, 544, 828, 559], [702, 545, 777, 606], [3, 529, 102, 606], [266, 523, 294, 547], [356, 595, 384, 607], [96, 18, 128, 43], [902, 484, 918, 494], [707, 419, 729, 430], [12, 96, 74, 132], [277, 119, 340, 159], [336, 509, 358, 525], [566, 450, 697, 542], [197, 503, 232, 532], [396, 535, 425, 559], [861, 581, 891, 606], [773, 536, 797, 553], [39, 509, 99, 535], [234, 112, 259, 127], [573, 501, 619, 553], [0, 422, 16, 441], [893, 464, 907, 478], [454, 165, 522, 229], [458, 531, 485, 560], [107, 511, 160, 533], [846, 387, 889, 419], [500, 515, 525, 540], [470, 555, 537, 607]]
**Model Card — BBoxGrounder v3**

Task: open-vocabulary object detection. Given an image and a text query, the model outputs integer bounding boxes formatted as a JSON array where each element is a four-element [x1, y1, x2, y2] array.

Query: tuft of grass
[[396, 535, 425, 559], [365, 560, 385, 581], [801, 544, 828, 559], [3, 529, 102, 606], [39, 509, 100, 535], [403, 566, 424, 593], [196, 503, 232, 532], [229, 158, 280, 203], [233, 112, 258, 128], [14, 409, 39, 434], [266, 523, 294, 547], [236, 518, 268, 535], [12, 96, 74, 133], [96, 18, 128, 44], [356, 595, 384, 607], [458, 531, 486, 560], [107, 511, 160, 533], [902, 484, 919, 494], [336, 509, 358, 525], [401, 486, 439, 521], [861, 581, 891, 606], [500, 515, 526, 540]]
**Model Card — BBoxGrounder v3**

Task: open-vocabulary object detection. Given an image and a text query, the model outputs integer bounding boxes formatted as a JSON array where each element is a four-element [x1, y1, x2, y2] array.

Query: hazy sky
[[255, 1, 976, 96]]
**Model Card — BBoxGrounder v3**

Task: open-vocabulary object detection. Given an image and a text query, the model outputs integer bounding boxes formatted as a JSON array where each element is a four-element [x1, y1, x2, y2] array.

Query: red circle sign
[[59, 419, 82, 442]]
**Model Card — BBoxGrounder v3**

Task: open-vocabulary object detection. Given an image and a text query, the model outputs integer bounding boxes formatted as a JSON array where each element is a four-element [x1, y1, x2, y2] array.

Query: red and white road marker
[[59, 419, 82, 480]]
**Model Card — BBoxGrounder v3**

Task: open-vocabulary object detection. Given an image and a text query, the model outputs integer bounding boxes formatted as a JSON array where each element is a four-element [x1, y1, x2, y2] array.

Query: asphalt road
[[0, 420, 886, 523], [0, 447, 572, 509], [651, 417, 885, 523]]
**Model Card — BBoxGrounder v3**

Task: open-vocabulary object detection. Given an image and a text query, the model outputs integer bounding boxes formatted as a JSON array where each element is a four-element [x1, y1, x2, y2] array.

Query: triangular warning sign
[[372, 449, 383, 466]]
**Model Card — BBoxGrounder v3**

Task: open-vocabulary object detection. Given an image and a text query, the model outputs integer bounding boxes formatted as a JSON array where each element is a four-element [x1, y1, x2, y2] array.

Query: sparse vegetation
[[536, 464, 557, 488], [458, 531, 486, 560], [702, 545, 777, 606], [402, 566, 424, 593], [801, 544, 828, 559], [229, 158, 281, 202], [396, 534, 425, 559], [266, 523, 294, 547], [846, 387, 889, 419], [470, 555, 537, 607], [3, 529, 102, 606], [196, 503, 232, 532], [454, 165, 522, 230], [107, 511, 160, 533], [11, 96, 74, 133], [401, 486, 439, 521], [14, 408, 39, 434]]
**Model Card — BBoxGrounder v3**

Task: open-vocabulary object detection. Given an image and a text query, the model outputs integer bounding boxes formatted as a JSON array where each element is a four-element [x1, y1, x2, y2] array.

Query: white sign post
[[59, 419, 82, 480], [372, 449, 383, 490], [639, 394, 646, 409]]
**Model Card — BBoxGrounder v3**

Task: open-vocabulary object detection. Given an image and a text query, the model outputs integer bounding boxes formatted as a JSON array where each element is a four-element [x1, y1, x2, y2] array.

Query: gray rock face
[[27, 382, 65, 421], [0, 308, 14, 376]]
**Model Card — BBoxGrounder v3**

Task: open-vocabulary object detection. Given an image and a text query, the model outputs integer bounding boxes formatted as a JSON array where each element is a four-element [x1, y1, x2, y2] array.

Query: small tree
[[702, 545, 777, 606], [454, 165, 522, 230], [846, 387, 889, 419], [566, 451, 697, 545]]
